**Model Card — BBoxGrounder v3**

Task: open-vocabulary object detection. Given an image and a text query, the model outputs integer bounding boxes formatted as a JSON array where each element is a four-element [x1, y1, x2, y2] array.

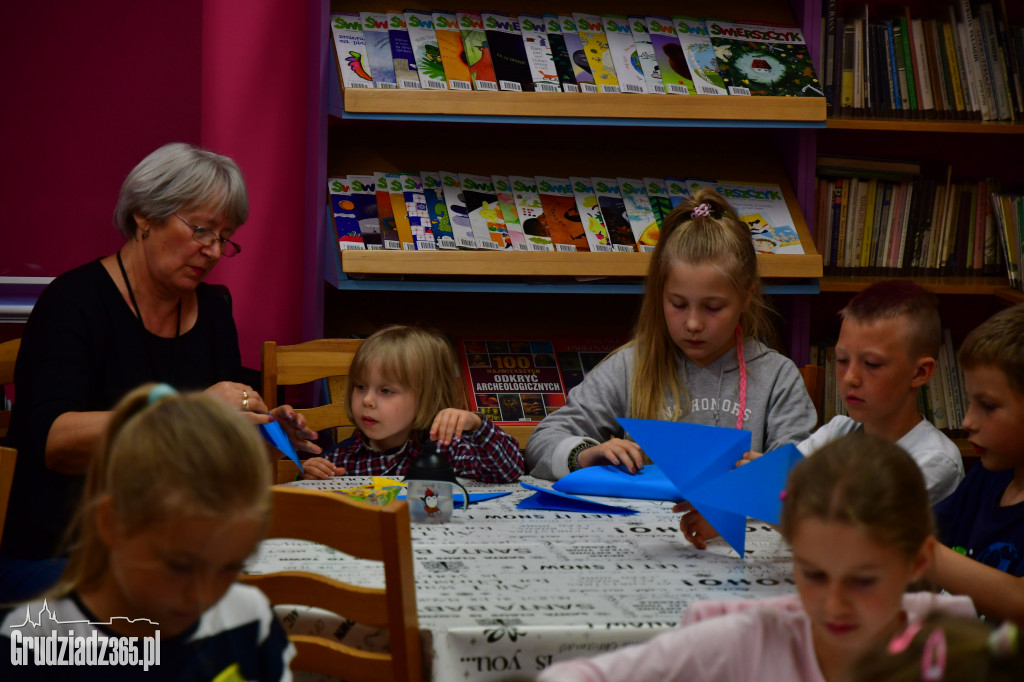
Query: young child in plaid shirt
[[300, 325, 524, 482]]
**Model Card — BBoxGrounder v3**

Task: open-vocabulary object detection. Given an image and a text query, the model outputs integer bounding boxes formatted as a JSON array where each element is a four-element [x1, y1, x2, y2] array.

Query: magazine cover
[[482, 12, 535, 92], [330, 13, 373, 90], [460, 173, 512, 250], [555, 336, 628, 394], [537, 176, 588, 252], [327, 176, 367, 251], [359, 11, 397, 88], [602, 15, 648, 93], [432, 11, 472, 91], [456, 11, 498, 91], [509, 175, 555, 251], [629, 16, 663, 95], [399, 172, 437, 250], [373, 170, 402, 250], [421, 172, 457, 250], [672, 16, 728, 95], [492, 176, 530, 251], [346, 174, 383, 249], [643, 176, 673, 227], [404, 11, 447, 90], [706, 19, 824, 97], [438, 170, 479, 248], [666, 176, 692, 208], [543, 14, 580, 92], [459, 339, 567, 424], [592, 177, 638, 252], [618, 177, 660, 251], [573, 13, 620, 93], [519, 14, 561, 92], [645, 15, 690, 94], [685, 178, 805, 253], [556, 14, 596, 92], [570, 176, 614, 252], [386, 11, 420, 89], [385, 173, 417, 250]]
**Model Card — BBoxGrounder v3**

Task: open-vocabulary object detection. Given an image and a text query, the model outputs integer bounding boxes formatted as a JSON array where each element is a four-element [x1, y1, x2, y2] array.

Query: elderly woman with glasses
[[0, 142, 319, 602]]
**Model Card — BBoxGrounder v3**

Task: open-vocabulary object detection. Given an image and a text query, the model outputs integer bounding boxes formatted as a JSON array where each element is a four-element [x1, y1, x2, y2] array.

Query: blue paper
[[259, 421, 304, 474], [517, 482, 638, 515], [553, 464, 682, 501], [398, 492, 511, 508]]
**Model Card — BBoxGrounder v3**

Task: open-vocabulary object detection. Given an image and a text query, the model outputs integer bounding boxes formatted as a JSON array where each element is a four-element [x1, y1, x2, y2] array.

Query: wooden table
[[246, 476, 794, 681]]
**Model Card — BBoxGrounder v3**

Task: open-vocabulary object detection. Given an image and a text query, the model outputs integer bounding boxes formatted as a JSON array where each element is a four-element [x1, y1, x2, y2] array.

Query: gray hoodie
[[525, 338, 817, 480]]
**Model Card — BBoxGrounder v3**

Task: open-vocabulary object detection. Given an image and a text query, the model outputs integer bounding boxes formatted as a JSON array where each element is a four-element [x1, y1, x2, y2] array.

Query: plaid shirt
[[324, 418, 523, 483]]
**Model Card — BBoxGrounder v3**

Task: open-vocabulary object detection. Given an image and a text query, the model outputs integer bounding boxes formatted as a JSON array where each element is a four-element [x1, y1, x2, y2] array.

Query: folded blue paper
[[517, 482, 638, 515], [398, 492, 511, 508], [259, 421, 304, 474], [553, 464, 681, 501]]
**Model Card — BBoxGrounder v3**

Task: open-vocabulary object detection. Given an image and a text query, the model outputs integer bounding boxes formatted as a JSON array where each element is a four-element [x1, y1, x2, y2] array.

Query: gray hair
[[113, 142, 248, 239]]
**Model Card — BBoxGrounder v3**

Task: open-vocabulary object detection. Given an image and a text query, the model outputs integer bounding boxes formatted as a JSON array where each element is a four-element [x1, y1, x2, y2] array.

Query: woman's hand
[[269, 405, 322, 455], [300, 456, 344, 480], [576, 438, 645, 473], [429, 409, 482, 446], [205, 381, 268, 415], [672, 502, 719, 550]]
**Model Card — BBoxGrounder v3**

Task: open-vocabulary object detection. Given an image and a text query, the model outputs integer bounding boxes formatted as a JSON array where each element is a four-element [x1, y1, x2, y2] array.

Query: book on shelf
[[373, 170, 402, 250], [543, 13, 580, 92], [629, 16, 664, 95], [645, 15, 690, 95], [574, 13, 621, 93], [908, 15, 936, 117], [359, 11, 397, 89], [330, 13, 373, 91], [991, 191, 1023, 291], [536, 176, 587, 252], [456, 11, 498, 91], [554, 14, 595, 93], [433, 11, 473, 91], [399, 172, 438, 250], [570, 176, 614, 252], [823, 0, 838, 114], [602, 15, 648, 94], [460, 173, 512, 250], [672, 16, 728, 95], [685, 179, 804, 254], [492, 175, 531, 251], [482, 12, 534, 92], [458, 339, 567, 424], [509, 175, 555, 251], [591, 177, 638, 252], [404, 11, 447, 91], [327, 176, 367, 251], [386, 10, 420, 89], [420, 172, 457, 250], [345, 174, 383, 250], [643, 176, 673, 227], [438, 170, 479, 249], [385, 172, 418, 251], [519, 14, 562, 93], [706, 19, 823, 97], [618, 177, 660, 252]]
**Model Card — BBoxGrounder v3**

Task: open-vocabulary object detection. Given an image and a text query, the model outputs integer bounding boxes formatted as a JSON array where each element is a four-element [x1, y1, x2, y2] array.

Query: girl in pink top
[[537, 433, 976, 682]]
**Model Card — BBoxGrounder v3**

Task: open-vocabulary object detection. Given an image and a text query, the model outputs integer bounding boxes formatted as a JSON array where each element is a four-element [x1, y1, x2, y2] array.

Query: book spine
[[941, 20, 968, 118], [958, 0, 995, 119], [824, 0, 838, 114], [892, 19, 913, 115], [910, 17, 937, 116], [979, 3, 1011, 120], [841, 21, 857, 115]]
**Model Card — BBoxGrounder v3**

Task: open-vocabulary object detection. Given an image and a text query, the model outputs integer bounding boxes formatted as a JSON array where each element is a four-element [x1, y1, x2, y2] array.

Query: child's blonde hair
[[630, 187, 772, 421], [56, 384, 271, 595], [959, 303, 1024, 396], [840, 280, 941, 360], [780, 433, 933, 559], [851, 613, 1024, 682], [346, 325, 468, 438]]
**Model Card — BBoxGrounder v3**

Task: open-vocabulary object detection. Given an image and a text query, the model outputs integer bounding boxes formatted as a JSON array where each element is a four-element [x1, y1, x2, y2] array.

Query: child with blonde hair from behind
[[0, 384, 294, 679], [526, 187, 816, 480], [300, 324, 523, 482], [537, 433, 975, 681]]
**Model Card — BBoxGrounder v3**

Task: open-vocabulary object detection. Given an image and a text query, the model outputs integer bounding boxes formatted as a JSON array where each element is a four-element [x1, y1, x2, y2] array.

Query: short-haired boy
[[681, 281, 964, 548]]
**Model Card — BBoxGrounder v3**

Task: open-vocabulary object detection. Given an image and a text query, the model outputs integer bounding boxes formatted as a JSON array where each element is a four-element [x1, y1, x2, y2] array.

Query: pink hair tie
[[691, 202, 712, 218], [888, 621, 924, 654], [920, 628, 947, 681]]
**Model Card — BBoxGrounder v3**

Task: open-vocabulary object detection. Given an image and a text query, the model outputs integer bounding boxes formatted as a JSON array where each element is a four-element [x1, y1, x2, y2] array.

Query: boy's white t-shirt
[[797, 416, 964, 505]]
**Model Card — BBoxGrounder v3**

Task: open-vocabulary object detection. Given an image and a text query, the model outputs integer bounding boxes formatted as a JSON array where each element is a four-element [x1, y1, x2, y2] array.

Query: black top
[[1, 260, 244, 560]]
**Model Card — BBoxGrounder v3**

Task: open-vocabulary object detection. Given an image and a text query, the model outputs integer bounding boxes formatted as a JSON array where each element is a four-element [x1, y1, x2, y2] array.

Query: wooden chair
[[262, 339, 363, 483], [0, 447, 17, 542], [0, 338, 20, 440], [799, 364, 826, 429], [241, 487, 421, 681]]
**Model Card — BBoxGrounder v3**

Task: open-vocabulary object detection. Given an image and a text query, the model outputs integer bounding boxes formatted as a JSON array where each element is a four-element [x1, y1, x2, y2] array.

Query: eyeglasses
[[172, 213, 242, 257]]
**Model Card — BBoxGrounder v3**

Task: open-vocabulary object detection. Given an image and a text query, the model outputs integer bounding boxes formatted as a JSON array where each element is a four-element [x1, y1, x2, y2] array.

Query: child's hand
[[672, 502, 720, 550], [300, 456, 345, 480], [736, 450, 764, 467], [577, 438, 645, 473], [430, 408, 482, 446]]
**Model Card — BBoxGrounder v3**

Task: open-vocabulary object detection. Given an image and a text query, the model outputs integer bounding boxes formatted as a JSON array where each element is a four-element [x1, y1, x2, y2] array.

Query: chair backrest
[[241, 487, 421, 681], [799, 364, 825, 429], [0, 447, 17, 542], [0, 338, 20, 439]]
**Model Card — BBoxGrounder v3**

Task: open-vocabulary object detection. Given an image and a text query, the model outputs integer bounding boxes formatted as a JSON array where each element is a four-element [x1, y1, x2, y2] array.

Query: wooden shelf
[[340, 250, 823, 279], [827, 118, 1024, 134], [342, 88, 826, 123], [820, 275, 1012, 295]]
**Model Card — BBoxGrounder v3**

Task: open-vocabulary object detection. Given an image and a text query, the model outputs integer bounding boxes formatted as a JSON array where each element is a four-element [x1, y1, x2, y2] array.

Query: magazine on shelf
[[519, 14, 561, 92], [645, 15, 689, 94], [492, 176, 531, 251], [706, 19, 823, 97], [602, 15, 648, 94], [345, 174, 383, 250], [386, 10, 420, 89], [460, 173, 512, 250], [399, 173, 437, 250], [537, 176, 588, 252], [438, 170, 479, 249], [629, 16, 663, 95], [385, 173, 417, 250], [509, 175, 555, 251], [555, 335, 628, 394], [359, 11, 397, 89], [556, 14, 596, 93], [433, 11, 473, 91], [404, 11, 447, 90], [482, 11, 534, 92], [570, 176, 614, 252], [327, 176, 366, 251], [420, 172, 457, 250], [543, 13, 580, 92], [643, 176, 673, 227], [666, 176, 691, 208], [685, 178, 805, 254], [459, 339, 567, 424], [456, 11, 498, 91], [373, 170, 402, 250], [618, 177, 660, 252], [573, 13, 620, 93], [329, 13, 373, 90], [672, 16, 728, 95], [592, 177, 638, 252]]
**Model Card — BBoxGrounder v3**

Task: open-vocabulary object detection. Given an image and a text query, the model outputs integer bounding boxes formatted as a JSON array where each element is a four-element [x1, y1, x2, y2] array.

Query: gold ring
[[242, 390, 249, 411]]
